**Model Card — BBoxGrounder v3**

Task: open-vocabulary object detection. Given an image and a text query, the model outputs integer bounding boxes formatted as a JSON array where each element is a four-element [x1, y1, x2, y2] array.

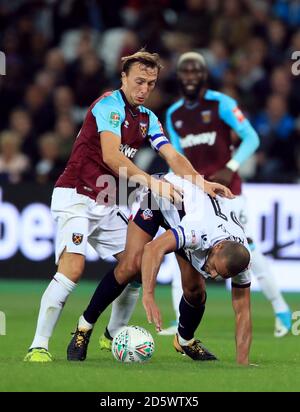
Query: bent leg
[[176, 254, 206, 341], [83, 221, 153, 326]]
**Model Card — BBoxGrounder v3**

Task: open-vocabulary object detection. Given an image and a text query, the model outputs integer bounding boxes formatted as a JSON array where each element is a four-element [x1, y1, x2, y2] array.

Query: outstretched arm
[[158, 143, 234, 199], [142, 230, 177, 332], [231, 286, 252, 365]]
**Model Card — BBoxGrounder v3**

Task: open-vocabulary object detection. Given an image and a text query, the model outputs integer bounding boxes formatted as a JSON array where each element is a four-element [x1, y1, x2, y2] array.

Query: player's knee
[[183, 286, 206, 306], [115, 254, 141, 283], [58, 253, 85, 282]]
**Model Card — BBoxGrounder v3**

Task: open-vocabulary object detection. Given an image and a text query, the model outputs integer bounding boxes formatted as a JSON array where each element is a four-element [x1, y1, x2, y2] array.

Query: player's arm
[[100, 131, 181, 203], [231, 285, 252, 365], [159, 142, 234, 199], [141, 230, 177, 332], [209, 94, 260, 186]]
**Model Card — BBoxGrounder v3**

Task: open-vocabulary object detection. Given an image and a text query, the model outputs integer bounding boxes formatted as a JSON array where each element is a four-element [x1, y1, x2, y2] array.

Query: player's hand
[[142, 294, 162, 332], [204, 180, 235, 199], [151, 179, 182, 204], [208, 167, 234, 188]]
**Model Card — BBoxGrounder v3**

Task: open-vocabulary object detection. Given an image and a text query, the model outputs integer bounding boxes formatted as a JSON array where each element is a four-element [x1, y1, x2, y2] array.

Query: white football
[[112, 325, 155, 363]]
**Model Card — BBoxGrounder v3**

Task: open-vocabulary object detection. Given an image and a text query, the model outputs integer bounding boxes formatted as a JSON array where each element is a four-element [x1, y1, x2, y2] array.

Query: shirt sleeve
[[171, 215, 205, 250], [218, 94, 260, 165], [91, 100, 124, 138], [231, 269, 251, 288], [148, 110, 170, 151]]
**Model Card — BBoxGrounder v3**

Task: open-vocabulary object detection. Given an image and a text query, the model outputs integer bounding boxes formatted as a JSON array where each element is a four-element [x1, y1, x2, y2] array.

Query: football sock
[[107, 282, 140, 337], [83, 269, 127, 325], [177, 295, 205, 341], [30, 272, 76, 350], [78, 315, 93, 331], [251, 249, 289, 313], [177, 334, 195, 346]]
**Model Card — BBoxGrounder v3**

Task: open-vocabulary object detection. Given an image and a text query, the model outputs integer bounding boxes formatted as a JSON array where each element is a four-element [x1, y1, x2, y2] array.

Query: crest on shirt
[[109, 111, 121, 128], [72, 233, 83, 245], [141, 208, 153, 220], [140, 122, 148, 138], [201, 110, 211, 124]]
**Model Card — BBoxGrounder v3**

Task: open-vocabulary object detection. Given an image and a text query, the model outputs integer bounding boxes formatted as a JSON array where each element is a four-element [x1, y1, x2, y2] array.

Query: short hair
[[121, 48, 163, 74], [177, 51, 207, 70], [219, 241, 250, 277]]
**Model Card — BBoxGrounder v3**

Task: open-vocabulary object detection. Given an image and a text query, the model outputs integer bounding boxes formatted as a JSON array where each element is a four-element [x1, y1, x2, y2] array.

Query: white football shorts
[[51, 187, 129, 264]]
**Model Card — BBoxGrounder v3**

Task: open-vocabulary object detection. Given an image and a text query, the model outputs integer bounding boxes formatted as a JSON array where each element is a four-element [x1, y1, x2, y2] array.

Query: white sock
[[251, 249, 289, 314], [30, 272, 76, 350], [177, 332, 194, 346], [78, 315, 93, 331], [107, 283, 140, 337]]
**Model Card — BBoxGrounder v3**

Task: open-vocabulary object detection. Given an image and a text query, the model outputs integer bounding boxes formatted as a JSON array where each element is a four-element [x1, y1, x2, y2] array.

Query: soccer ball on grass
[[112, 325, 155, 363]]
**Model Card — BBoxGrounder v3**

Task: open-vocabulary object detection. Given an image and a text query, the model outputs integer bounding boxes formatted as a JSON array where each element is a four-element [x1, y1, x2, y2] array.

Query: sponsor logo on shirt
[[180, 132, 216, 148], [201, 110, 212, 124], [124, 120, 130, 128], [232, 107, 245, 122], [109, 111, 121, 128], [119, 144, 138, 158]]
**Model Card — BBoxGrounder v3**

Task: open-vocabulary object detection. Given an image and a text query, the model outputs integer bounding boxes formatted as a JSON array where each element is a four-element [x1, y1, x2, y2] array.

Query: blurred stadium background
[[1, 0, 300, 393], [0, 0, 300, 288]]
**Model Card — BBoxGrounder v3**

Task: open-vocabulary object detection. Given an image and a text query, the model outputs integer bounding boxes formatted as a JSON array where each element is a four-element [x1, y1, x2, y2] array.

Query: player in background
[[24, 49, 232, 362], [159, 52, 291, 337]]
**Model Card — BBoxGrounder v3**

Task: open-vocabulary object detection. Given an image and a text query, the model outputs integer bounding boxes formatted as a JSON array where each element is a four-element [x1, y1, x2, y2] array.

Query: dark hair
[[121, 48, 163, 74], [220, 241, 250, 277]]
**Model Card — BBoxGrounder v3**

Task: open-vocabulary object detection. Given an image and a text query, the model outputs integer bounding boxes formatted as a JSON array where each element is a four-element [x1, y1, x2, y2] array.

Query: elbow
[[250, 130, 260, 152], [102, 151, 114, 168]]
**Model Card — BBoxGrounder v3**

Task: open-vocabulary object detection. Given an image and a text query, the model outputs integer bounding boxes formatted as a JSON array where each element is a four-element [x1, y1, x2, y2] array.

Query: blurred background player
[[159, 51, 291, 337]]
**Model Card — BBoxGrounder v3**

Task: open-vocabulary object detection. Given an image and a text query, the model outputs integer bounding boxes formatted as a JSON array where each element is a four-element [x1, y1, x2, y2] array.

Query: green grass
[[0, 280, 299, 392]]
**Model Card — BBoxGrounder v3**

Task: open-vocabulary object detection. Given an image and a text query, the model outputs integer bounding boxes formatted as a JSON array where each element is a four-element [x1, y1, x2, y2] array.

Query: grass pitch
[[0, 280, 299, 392]]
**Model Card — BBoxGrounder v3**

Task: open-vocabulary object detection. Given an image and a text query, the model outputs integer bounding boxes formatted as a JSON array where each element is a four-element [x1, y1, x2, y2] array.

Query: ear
[[214, 242, 224, 251], [121, 71, 126, 86]]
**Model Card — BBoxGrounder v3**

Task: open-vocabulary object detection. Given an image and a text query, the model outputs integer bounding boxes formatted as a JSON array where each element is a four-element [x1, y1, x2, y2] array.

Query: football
[[112, 326, 155, 363]]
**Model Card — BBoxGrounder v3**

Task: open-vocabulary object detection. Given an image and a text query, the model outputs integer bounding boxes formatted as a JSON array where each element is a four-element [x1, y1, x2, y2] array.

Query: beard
[[179, 80, 205, 101]]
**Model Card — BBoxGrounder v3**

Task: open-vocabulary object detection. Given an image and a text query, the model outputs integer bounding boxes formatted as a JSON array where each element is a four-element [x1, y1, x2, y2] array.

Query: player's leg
[[173, 254, 217, 361], [250, 245, 291, 337], [67, 220, 153, 360], [24, 188, 93, 362], [24, 247, 86, 362], [99, 281, 141, 350]]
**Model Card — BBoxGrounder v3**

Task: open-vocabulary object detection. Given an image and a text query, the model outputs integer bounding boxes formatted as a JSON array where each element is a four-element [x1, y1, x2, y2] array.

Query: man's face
[[177, 59, 207, 100], [203, 244, 230, 280], [121, 62, 158, 106]]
